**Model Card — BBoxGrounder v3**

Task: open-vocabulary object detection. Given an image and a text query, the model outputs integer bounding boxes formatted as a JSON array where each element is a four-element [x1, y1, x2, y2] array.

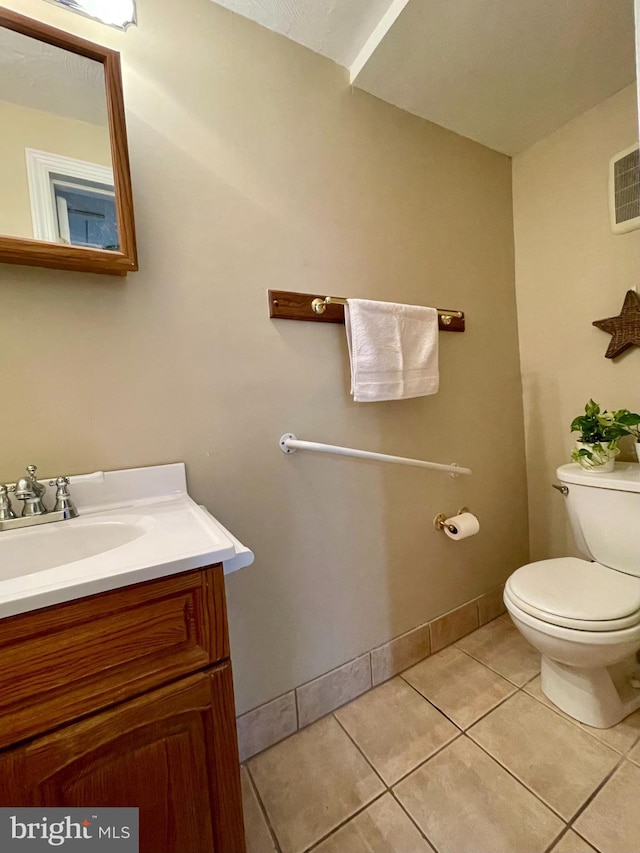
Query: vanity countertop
[[0, 463, 253, 619]]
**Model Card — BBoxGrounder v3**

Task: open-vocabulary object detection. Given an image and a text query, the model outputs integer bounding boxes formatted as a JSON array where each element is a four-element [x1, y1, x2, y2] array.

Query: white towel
[[344, 299, 439, 402]]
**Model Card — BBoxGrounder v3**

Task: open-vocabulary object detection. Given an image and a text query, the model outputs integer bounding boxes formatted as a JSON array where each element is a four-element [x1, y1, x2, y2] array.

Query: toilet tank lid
[[557, 462, 640, 493], [509, 558, 640, 622]]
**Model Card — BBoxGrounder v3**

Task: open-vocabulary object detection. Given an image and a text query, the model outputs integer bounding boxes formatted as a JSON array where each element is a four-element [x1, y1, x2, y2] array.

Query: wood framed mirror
[[0, 7, 137, 275]]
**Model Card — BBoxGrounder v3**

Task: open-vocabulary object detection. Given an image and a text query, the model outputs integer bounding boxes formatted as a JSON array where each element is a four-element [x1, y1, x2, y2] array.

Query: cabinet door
[[0, 564, 229, 750], [0, 666, 245, 853]]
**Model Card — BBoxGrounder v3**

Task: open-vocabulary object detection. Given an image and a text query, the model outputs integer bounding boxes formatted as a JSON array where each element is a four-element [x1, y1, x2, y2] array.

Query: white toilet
[[504, 461, 640, 728]]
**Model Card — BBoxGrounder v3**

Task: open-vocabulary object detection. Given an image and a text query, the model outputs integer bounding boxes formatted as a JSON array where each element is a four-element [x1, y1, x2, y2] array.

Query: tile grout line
[[302, 791, 389, 853], [458, 683, 524, 729], [465, 732, 572, 825], [396, 671, 466, 724], [522, 680, 640, 755], [335, 663, 469, 791], [243, 762, 283, 853], [541, 824, 572, 853], [454, 640, 541, 689], [465, 687, 631, 844], [565, 753, 628, 832], [387, 731, 465, 790], [399, 665, 519, 735], [388, 788, 440, 853], [331, 712, 389, 789]]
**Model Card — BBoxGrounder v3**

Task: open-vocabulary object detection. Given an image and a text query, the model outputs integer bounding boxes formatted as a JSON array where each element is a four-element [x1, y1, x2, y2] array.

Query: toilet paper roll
[[444, 512, 480, 541]]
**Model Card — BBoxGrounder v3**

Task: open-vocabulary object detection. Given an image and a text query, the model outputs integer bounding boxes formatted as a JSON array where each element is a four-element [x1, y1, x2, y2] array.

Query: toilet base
[[541, 654, 640, 728]]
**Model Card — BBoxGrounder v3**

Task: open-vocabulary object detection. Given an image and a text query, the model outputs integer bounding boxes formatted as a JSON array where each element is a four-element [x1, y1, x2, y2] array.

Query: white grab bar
[[279, 434, 471, 476]]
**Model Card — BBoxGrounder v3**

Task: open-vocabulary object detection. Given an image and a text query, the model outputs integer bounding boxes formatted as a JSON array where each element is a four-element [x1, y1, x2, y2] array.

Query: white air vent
[[609, 144, 640, 234]]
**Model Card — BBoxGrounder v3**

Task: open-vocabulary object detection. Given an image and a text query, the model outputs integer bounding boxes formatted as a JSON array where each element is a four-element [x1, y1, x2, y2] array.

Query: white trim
[[349, 0, 411, 84], [55, 195, 71, 245], [25, 149, 115, 243]]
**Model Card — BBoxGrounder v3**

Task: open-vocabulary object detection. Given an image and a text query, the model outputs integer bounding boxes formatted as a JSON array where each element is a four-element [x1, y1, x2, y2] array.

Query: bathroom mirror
[[0, 7, 137, 275]]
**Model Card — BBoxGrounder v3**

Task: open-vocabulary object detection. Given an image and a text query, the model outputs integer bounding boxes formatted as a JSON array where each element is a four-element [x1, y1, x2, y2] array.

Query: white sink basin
[[0, 516, 152, 581], [0, 463, 254, 619]]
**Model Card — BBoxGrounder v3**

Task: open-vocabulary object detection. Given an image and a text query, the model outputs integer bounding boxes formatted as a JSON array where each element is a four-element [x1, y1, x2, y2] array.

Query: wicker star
[[592, 290, 640, 359]]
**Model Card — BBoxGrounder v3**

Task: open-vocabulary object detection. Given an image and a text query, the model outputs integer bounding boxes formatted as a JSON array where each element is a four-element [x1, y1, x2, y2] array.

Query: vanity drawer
[[0, 564, 228, 749]]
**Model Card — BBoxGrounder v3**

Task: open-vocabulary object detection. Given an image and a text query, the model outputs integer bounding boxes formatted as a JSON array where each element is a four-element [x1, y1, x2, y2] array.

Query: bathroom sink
[[0, 516, 151, 581], [0, 463, 254, 619]]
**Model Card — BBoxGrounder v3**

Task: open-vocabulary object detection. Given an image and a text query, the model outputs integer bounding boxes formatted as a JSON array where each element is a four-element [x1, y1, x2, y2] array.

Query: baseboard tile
[[237, 585, 507, 761]]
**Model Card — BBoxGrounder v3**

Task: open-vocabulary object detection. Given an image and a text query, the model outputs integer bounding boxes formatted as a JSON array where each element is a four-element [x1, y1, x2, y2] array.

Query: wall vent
[[609, 144, 640, 234]]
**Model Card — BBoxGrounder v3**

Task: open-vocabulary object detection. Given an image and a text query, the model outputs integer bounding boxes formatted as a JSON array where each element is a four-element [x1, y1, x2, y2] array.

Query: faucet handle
[[49, 477, 78, 518], [0, 485, 16, 520], [49, 476, 70, 488]]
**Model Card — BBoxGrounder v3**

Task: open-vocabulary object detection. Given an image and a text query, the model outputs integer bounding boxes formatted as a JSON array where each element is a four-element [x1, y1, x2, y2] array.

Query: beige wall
[[0, 99, 112, 239], [0, 0, 527, 714], [513, 84, 640, 563]]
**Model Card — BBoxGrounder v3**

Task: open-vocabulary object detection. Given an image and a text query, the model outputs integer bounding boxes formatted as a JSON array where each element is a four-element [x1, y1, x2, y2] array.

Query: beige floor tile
[[549, 829, 597, 853], [573, 761, 640, 853], [394, 736, 564, 853], [526, 675, 640, 754], [241, 766, 278, 853], [456, 618, 540, 686], [583, 709, 640, 755], [629, 739, 640, 766], [468, 692, 619, 819], [335, 677, 459, 785], [248, 715, 385, 853], [402, 646, 516, 729], [311, 794, 434, 853]]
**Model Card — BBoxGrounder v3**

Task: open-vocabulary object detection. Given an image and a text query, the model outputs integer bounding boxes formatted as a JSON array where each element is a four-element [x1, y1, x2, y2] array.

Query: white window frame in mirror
[[25, 148, 115, 245]]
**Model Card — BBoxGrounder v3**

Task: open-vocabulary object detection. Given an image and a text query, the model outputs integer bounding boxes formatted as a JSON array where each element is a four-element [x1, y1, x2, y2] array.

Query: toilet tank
[[557, 462, 640, 577]]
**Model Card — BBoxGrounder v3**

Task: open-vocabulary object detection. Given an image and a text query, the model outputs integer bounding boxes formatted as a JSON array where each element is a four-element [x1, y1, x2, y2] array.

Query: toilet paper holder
[[433, 507, 471, 534]]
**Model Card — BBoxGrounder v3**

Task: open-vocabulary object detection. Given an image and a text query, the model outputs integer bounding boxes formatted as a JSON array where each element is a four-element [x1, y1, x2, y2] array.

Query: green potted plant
[[612, 409, 640, 461], [570, 400, 637, 471]]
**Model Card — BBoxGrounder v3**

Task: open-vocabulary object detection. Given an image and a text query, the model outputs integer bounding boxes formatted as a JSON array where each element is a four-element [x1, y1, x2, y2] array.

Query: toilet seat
[[505, 557, 640, 631]]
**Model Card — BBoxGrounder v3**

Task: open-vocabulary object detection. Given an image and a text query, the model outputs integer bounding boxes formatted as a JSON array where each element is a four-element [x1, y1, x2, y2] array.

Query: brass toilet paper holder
[[433, 507, 470, 534]]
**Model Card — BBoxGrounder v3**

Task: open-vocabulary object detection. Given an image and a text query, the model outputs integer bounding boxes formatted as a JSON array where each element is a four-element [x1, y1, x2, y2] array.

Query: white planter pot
[[573, 441, 619, 473]]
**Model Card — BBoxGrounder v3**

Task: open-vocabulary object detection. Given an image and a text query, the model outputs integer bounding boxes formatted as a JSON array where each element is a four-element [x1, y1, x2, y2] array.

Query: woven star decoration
[[592, 290, 640, 359]]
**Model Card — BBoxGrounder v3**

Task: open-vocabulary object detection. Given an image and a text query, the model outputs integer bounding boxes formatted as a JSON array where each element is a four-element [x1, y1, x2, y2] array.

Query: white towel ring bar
[[279, 434, 471, 477]]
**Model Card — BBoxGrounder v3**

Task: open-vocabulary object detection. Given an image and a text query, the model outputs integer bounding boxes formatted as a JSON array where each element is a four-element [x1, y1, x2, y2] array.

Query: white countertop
[[0, 463, 254, 619]]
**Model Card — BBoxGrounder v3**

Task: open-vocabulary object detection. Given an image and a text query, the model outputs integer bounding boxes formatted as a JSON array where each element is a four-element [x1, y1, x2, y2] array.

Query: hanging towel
[[344, 299, 439, 402]]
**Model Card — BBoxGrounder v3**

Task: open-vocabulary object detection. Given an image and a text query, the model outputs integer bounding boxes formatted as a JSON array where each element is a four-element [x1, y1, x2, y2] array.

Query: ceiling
[[0, 25, 107, 126], [208, 0, 637, 155]]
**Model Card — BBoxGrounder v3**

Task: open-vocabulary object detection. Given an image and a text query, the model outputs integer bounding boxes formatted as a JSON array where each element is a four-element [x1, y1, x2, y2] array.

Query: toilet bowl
[[504, 463, 640, 728]]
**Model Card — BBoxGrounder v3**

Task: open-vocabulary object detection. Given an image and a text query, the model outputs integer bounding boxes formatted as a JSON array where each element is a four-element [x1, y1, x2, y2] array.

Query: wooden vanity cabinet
[[0, 565, 246, 853]]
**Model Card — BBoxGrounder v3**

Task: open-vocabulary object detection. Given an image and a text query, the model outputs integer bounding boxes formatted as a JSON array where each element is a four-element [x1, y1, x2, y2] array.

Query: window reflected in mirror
[[0, 24, 116, 250]]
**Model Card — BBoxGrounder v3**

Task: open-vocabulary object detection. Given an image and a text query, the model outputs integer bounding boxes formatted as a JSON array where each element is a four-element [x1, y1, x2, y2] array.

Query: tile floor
[[241, 616, 640, 853]]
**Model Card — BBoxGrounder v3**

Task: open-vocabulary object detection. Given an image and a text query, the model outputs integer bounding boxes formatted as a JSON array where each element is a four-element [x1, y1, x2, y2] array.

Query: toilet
[[504, 461, 640, 729]]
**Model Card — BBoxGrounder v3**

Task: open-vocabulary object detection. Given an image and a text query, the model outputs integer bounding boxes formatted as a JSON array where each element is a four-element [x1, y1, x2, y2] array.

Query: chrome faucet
[[0, 465, 78, 531], [14, 465, 48, 517]]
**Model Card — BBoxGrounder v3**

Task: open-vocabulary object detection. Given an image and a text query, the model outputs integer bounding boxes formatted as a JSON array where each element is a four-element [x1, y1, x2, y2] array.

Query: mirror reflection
[[0, 25, 118, 251]]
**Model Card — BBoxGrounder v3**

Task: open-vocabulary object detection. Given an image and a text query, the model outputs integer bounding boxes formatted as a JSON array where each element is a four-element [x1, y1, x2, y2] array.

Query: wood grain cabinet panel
[[0, 666, 245, 853], [0, 565, 228, 749], [0, 564, 245, 852]]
